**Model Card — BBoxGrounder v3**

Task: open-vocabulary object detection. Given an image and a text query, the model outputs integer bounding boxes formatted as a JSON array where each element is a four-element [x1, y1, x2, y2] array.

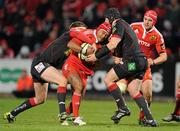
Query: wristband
[[95, 45, 110, 59]]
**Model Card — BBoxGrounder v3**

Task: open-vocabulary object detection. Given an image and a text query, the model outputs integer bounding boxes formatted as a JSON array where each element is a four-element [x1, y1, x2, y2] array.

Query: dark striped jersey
[[112, 19, 144, 58], [36, 32, 71, 68]]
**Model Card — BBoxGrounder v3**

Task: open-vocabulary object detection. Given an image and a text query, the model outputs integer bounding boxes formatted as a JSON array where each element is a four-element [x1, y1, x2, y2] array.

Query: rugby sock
[[133, 92, 153, 120], [173, 89, 180, 115], [57, 86, 67, 114], [72, 92, 81, 117], [139, 103, 151, 120], [66, 102, 73, 115], [10, 98, 37, 117], [108, 83, 127, 110]]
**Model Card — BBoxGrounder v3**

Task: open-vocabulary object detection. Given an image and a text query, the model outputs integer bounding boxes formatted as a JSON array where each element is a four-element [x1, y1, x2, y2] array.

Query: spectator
[[13, 69, 34, 98], [0, 39, 14, 58], [16, 45, 31, 59]]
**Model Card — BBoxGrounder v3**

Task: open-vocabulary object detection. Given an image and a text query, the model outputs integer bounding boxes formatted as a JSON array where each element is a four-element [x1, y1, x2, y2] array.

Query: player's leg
[[138, 79, 152, 124], [162, 83, 180, 122], [128, 79, 157, 127], [104, 67, 130, 124], [40, 66, 68, 123], [4, 82, 48, 123], [68, 72, 86, 125], [138, 68, 152, 123]]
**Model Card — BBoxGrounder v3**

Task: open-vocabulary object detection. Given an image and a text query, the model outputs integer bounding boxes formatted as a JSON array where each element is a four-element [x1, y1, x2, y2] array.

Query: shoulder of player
[[83, 29, 94, 35], [130, 22, 143, 27], [152, 27, 163, 38]]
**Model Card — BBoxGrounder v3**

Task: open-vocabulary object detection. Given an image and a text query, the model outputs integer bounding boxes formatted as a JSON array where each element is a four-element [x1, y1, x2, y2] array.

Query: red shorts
[[142, 67, 152, 82], [62, 62, 88, 88]]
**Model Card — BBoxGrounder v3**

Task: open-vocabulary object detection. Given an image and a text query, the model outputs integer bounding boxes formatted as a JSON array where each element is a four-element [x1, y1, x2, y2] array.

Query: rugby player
[[162, 75, 180, 122], [116, 10, 167, 124], [87, 8, 157, 127], [59, 22, 111, 125], [3, 21, 95, 123]]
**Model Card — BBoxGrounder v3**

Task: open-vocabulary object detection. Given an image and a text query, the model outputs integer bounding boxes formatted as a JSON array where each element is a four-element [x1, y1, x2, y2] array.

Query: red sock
[[29, 97, 37, 106], [174, 89, 180, 115], [72, 92, 81, 117], [139, 109, 145, 120], [66, 102, 72, 115], [107, 83, 118, 92]]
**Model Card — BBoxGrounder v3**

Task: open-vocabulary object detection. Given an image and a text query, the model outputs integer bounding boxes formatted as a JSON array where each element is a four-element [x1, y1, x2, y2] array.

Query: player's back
[[113, 19, 144, 58], [36, 32, 71, 68]]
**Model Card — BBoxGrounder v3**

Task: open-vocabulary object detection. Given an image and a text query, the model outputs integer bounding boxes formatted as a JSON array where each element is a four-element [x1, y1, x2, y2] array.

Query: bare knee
[[73, 83, 83, 94], [104, 76, 111, 86], [143, 92, 152, 103]]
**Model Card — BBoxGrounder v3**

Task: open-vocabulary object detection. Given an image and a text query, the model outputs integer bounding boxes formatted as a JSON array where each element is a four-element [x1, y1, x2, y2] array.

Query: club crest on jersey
[[150, 35, 156, 40], [64, 49, 72, 56]]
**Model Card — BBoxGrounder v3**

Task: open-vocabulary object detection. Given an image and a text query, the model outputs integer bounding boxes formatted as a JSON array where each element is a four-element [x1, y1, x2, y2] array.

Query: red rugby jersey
[[131, 22, 166, 59]]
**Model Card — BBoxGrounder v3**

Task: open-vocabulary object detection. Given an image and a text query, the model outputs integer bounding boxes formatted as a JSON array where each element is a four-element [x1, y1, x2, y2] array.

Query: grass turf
[[0, 98, 179, 131]]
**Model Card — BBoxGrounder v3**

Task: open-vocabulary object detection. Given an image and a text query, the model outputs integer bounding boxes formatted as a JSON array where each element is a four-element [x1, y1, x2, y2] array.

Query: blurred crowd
[[0, 0, 180, 61]]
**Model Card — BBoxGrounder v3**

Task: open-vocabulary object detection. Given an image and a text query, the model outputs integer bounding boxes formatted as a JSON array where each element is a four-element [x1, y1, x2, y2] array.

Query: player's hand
[[147, 58, 154, 66], [86, 54, 97, 62], [86, 46, 95, 55]]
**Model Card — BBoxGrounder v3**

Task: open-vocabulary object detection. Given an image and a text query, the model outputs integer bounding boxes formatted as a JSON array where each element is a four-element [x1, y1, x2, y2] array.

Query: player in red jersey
[[3, 21, 96, 123], [59, 22, 111, 125], [116, 10, 167, 125], [162, 75, 180, 122]]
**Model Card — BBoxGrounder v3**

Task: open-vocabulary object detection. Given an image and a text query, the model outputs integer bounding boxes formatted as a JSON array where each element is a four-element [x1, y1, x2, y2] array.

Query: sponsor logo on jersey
[[138, 39, 150, 47], [34, 62, 45, 73]]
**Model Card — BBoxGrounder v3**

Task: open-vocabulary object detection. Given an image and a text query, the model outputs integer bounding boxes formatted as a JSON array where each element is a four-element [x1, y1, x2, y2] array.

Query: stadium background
[[0, 0, 180, 130]]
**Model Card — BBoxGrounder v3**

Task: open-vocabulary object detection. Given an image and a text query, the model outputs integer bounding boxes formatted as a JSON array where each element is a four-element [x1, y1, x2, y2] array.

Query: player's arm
[[70, 28, 94, 44], [67, 38, 82, 53], [151, 36, 167, 65], [67, 38, 94, 55], [152, 52, 167, 65], [86, 21, 124, 62]]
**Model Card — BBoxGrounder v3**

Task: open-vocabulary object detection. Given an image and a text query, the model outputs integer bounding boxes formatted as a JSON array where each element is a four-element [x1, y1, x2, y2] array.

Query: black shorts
[[113, 56, 148, 80], [31, 58, 51, 83]]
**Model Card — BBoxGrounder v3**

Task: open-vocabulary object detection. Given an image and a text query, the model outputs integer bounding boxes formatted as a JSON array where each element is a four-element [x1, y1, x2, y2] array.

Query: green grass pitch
[[0, 98, 179, 131]]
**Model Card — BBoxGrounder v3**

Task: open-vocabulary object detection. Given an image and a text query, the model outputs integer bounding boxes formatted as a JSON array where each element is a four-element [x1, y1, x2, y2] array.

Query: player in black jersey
[[87, 8, 157, 127], [3, 21, 95, 123]]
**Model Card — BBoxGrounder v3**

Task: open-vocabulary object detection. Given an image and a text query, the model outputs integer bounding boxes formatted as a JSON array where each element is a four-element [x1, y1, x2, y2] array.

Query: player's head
[[104, 8, 121, 24], [69, 21, 87, 29], [96, 22, 111, 42], [143, 10, 157, 30]]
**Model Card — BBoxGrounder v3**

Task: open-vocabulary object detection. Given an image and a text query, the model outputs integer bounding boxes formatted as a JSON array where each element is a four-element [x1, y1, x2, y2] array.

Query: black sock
[[109, 87, 127, 110], [10, 99, 37, 117], [134, 96, 153, 120], [57, 92, 66, 114]]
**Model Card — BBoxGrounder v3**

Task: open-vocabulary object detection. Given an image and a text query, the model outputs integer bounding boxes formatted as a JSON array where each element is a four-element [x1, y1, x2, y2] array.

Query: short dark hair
[[104, 8, 121, 24], [69, 21, 88, 29]]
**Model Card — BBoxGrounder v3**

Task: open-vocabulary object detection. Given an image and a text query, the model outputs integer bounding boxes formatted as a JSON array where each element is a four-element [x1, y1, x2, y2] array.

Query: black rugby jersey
[[36, 32, 71, 68], [112, 19, 144, 58]]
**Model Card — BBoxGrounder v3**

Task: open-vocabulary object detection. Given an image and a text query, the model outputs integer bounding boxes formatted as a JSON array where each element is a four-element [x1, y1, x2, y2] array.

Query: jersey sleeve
[[155, 34, 166, 54], [69, 28, 94, 44], [111, 22, 125, 39], [71, 38, 83, 46]]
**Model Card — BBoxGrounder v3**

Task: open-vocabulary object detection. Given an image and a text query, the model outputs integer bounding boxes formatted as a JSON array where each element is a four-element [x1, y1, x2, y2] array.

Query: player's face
[[97, 29, 109, 42], [143, 16, 154, 30]]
